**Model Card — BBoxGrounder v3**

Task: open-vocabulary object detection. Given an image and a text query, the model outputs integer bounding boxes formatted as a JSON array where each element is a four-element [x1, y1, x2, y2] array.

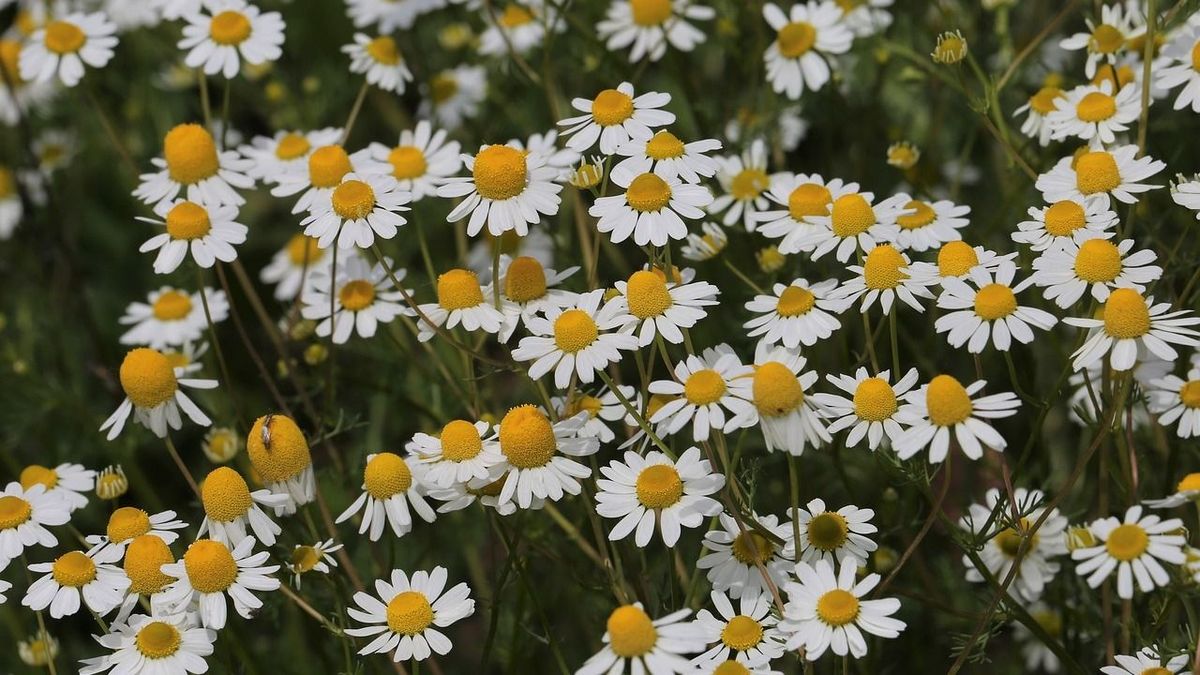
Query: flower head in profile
[[17, 463, 94, 513], [100, 348, 217, 440], [288, 539, 342, 588], [134, 123, 254, 210]]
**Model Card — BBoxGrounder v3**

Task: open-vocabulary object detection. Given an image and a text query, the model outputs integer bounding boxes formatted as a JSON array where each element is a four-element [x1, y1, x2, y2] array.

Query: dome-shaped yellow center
[[164, 124, 220, 186], [753, 362, 803, 417], [607, 605, 658, 657], [1090, 24, 1124, 53], [386, 590, 433, 635], [1029, 86, 1064, 115], [0, 495, 32, 529], [363, 452, 412, 500], [1074, 238, 1122, 283], [308, 145, 352, 189], [731, 531, 774, 564], [713, 662, 751, 675], [778, 21, 817, 58], [1075, 151, 1121, 195], [720, 615, 764, 651], [19, 465, 57, 490], [626, 173, 673, 212], [165, 201, 212, 240], [1176, 472, 1200, 492], [120, 348, 179, 408], [684, 368, 726, 405], [52, 550, 97, 587], [853, 378, 898, 422], [285, 235, 322, 265], [388, 145, 427, 180], [473, 145, 528, 200], [1104, 523, 1149, 561], [634, 464, 682, 509], [499, 5, 535, 27], [816, 589, 860, 626], [331, 179, 376, 220], [366, 36, 401, 65], [107, 507, 152, 543], [645, 130, 685, 160], [775, 286, 816, 317], [830, 193, 876, 238], [201, 467, 253, 522], [440, 420, 483, 461], [152, 290, 193, 321], [863, 244, 907, 290], [504, 256, 548, 302], [788, 182, 832, 220], [564, 395, 603, 418], [808, 511, 849, 551], [1179, 383, 1200, 410], [247, 414, 312, 483], [437, 268, 485, 310], [994, 518, 1037, 557], [896, 200, 936, 230], [499, 405, 557, 468], [275, 133, 310, 160], [1076, 91, 1117, 122], [974, 283, 1018, 320], [290, 545, 322, 573], [1043, 200, 1085, 236], [210, 10, 251, 45], [430, 72, 458, 103], [591, 88, 636, 125], [731, 169, 769, 201], [926, 374, 973, 427], [553, 309, 599, 353], [338, 279, 376, 312], [136, 621, 182, 659], [626, 270, 673, 319], [183, 539, 238, 593], [124, 534, 176, 595], [937, 241, 980, 277], [44, 20, 85, 54], [0, 40, 22, 86], [1102, 288, 1150, 339]]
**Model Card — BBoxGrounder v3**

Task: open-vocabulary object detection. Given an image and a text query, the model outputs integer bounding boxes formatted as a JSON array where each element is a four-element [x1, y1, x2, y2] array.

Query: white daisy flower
[[811, 367, 920, 451], [16, 630, 58, 668], [934, 260, 1058, 353], [697, 512, 794, 600], [836, 0, 892, 37], [24, 545, 129, 618], [1072, 505, 1186, 599], [179, 0, 285, 79], [649, 345, 756, 442], [197, 466, 289, 547], [595, 0, 714, 63], [595, 447, 725, 547], [681, 222, 728, 261], [259, 234, 332, 301], [708, 139, 774, 231], [270, 141, 369, 215], [160, 537, 280, 629], [559, 82, 675, 155], [1011, 604, 1064, 674], [787, 498, 877, 567], [479, 1, 561, 56], [890, 196, 970, 252], [692, 588, 786, 667], [0, 482, 70, 570], [798, 189, 911, 262], [407, 419, 503, 488], [958, 487, 1068, 602], [245, 414, 316, 515], [78, 612, 216, 675], [907, 241, 1013, 287], [301, 171, 410, 250], [119, 286, 225, 349], [1058, 3, 1133, 79], [238, 127, 342, 183], [336, 452, 437, 541], [1012, 197, 1118, 251], [288, 539, 342, 588], [1155, 25, 1200, 113], [17, 462, 94, 512], [496, 255, 580, 342], [590, 166, 713, 246], [1101, 646, 1191, 675], [893, 374, 1020, 463], [549, 386, 635, 444], [0, 41, 58, 130], [492, 404, 599, 509], [1047, 80, 1143, 144], [1144, 473, 1200, 510], [743, 279, 846, 349], [84, 507, 186, 555], [762, 1, 853, 99], [1014, 85, 1067, 147], [1064, 289, 1200, 371], [1035, 144, 1165, 210], [610, 268, 719, 346], [100, 348, 217, 440], [301, 253, 414, 344], [419, 65, 487, 131], [577, 603, 707, 675], [18, 11, 117, 87], [511, 289, 638, 389], [728, 344, 830, 454], [415, 268, 504, 342], [611, 129, 722, 185], [1147, 368, 1200, 439], [437, 142, 563, 237], [134, 123, 254, 210], [346, 566, 475, 662], [360, 121, 461, 202], [754, 173, 848, 254], [831, 243, 936, 314], [342, 33, 411, 93], [345, 0, 431, 33], [137, 199, 247, 274], [779, 558, 906, 660]]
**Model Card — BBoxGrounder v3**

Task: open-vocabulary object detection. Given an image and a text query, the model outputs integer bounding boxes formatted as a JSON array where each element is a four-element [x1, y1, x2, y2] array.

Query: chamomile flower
[[958, 488, 1068, 602], [24, 545, 129, 618], [890, 196, 970, 252], [119, 286, 225, 349], [788, 499, 877, 566], [1064, 289, 1200, 371], [908, 241, 1013, 287], [467, 226, 555, 281], [508, 130, 580, 183], [407, 419, 502, 488], [337, 453, 436, 541], [301, 254, 413, 344], [95, 466, 129, 501], [779, 558, 906, 660], [117, 534, 179, 618], [137, 200, 247, 274], [197, 467, 289, 547], [492, 404, 599, 509], [729, 344, 830, 454], [811, 367, 920, 450], [799, 190, 912, 262], [345, 0, 430, 33], [595, 0, 714, 63], [78, 612, 216, 675], [744, 279, 846, 349], [17, 630, 59, 668], [479, 2, 561, 56], [559, 82, 675, 155], [692, 589, 786, 667], [577, 603, 707, 675], [345, 567, 475, 662], [1155, 25, 1200, 112], [288, 539, 342, 588], [18, 462, 94, 512], [595, 447, 725, 547], [496, 255, 580, 341], [260, 234, 331, 301], [270, 141, 368, 214], [697, 512, 794, 600], [134, 123, 254, 210], [160, 537, 280, 629], [1072, 505, 1186, 599], [649, 346, 756, 442], [1147, 368, 1200, 439], [420, 65, 487, 131], [415, 268, 504, 342], [1047, 80, 1142, 144], [301, 171, 410, 250], [342, 33, 411, 93], [438, 143, 563, 237], [1035, 144, 1165, 209], [238, 128, 342, 183], [893, 375, 1020, 463], [99, 348, 217, 440], [1012, 197, 1118, 251], [246, 414, 315, 513], [1172, 174, 1200, 219], [708, 140, 774, 230], [1015, 85, 1066, 147], [934, 260, 1058, 353], [18, 11, 117, 87], [754, 173, 847, 254], [179, 0, 285, 79], [0, 482, 70, 569], [832, 244, 935, 314], [549, 386, 634, 443], [427, 476, 530, 517], [1101, 646, 1191, 675], [611, 129, 722, 184], [361, 121, 461, 201], [511, 289, 638, 389], [1059, 4, 1133, 79], [590, 167, 713, 246], [762, 1, 853, 99], [681, 222, 728, 261], [1012, 604, 1064, 674], [84, 507, 186, 555], [1144, 473, 1200, 510], [610, 268, 719, 346]]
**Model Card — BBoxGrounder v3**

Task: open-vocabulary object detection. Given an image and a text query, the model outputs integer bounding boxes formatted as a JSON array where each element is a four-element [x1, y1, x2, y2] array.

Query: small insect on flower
[[246, 414, 315, 514], [437, 142, 563, 237], [99, 347, 218, 440], [18, 11, 118, 87], [346, 566, 475, 662], [577, 602, 708, 675], [77, 612, 216, 675], [595, 447, 725, 547], [343, 33, 412, 93], [779, 558, 906, 661], [160, 537, 281, 629], [179, 0, 285, 79], [595, 0, 715, 63], [1072, 505, 1186, 599], [23, 545, 130, 619]]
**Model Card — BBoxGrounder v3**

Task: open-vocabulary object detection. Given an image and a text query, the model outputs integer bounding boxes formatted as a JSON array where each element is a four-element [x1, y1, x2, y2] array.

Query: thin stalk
[[163, 435, 200, 498]]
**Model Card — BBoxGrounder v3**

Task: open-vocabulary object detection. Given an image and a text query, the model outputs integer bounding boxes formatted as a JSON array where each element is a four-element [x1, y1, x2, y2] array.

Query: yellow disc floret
[[776, 286, 816, 317], [896, 200, 936, 230], [1102, 288, 1150, 339], [107, 507, 152, 543], [331, 179, 376, 220], [210, 11, 252, 45], [366, 36, 401, 65], [44, 21, 85, 55], [164, 124, 220, 186], [135, 621, 182, 659], [165, 201, 212, 240], [1179, 384, 1200, 410], [201, 467, 253, 522], [183, 539, 238, 593], [0, 495, 32, 529], [124, 534, 176, 595], [816, 589, 860, 626], [730, 169, 769, 201], [286, 234, 324, 265], [1104, 523, 1149, 561], [778, 21, 817, 58], [439, 420, 483, 462], [52, 551, 97, 588], [974, 284, 1018, 320], [504, 256, 548, 303], [625, 270, 673, 319], [937, 241, 979, 277], [720, 615, 764, 651], [275, 133, 310, 160], [807, 511, 849, 551], [19, 465, 57, 490], [926, 374, 973, 427], [1076, 91, 1116, 122], [607, 605, 658, 657], [1074, 238, 1122, 283], [753, 362, 803, 416], [591, 88, 635, 125], [684, 369, 726, 406], [1075, 151, 1121, 195], [554, 309, 599, 353], [308, 145, 353, 188], [1043, 200, 1086, 236], [636, 464, 683, 509], [626, 173, 672, 212], [788, 183, 832, 220], [472, 145, 527, 200], [339, 279, 376, 312], [853, 378, 898, 422], [732, 531, 774, 564], [363, 452, 412, 500], [863, 244, 907, 290], [437, 268, 485, 310], [645, 130, 685, 160], [499, 405, 557, 468], [830, 193, 876, 237], [388, 146, 427, 180], [120, 348, 179, 409], [387, 591, 434, 635], [153, 290, 193, 321]]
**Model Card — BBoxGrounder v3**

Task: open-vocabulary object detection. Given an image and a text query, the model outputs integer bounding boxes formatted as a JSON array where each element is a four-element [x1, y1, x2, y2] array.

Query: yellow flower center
[[0, 167, 13, 200], [136, 621, 182, 659], [645, 130, 685, 160], [473, 145, 528, 200], [808, 511, 849, 551], [591, 88, 636, 126], [1029, 86, 1064, 115], [1180, 384, 1200, 410], [286, 234, 323, 265], [626, 173, 673, 212], [830, 193, 876, 238], [887, 143, 919, 169], [1141, 668, 1173, 675], [19, 465, 57, 490], [363, 452, 413, 500], [153, 290, 194, 321], [291, 545, 322, 574], [565, 395, 604, 418], [504, 256, 548, 302], [1105, 523, 1149, 561], [388, 145, 427, 180], [437, 268, 485, 310], [713, 662, 751, 675], [1074, 238, 1122, 283], [863, 244, 907, 290], [775, 286, 816, 317], [210, 10, 251, 45], [607, 605, 658, 657], [974, 283, 1018, 321], [1090, 24, 1124, 54], [853, 378, 898, 421], [499, 5, 535, 27], [788, 182, 832, 220], [1043, 200, 1085, 237], [366, 36, 401, 65], [995, 518, 1038, 557], [430, 73, 458, 103], [896, 200, 936, 230], [0, 40, 24, 85], [936, 241, 980, 278], [124, 534, 175, 595], [630, 0, 671, 25], [926, 374, 973, 426], [275, 133, 310, 160], [753, 362, 804, 417], [165, 201, 212, 240], [308, 145, 352, 189], [52, 551, 97, 588], [1102, 288, 1151, 339], [1075, 151, 1121, 195], [387, 591, 434, 635], [201, 467, 253, 522], [933, 35, 967, 63], [499, 405, 557, 468], [684, 368, 726, 405], [645, 394, 676, 419], [731, 169, 769, 201], [635, 464, 683, 509], [440, 420, 483, 461], [816, 589, 860, 626], [0, 495, 33, 529], [183, 539, 238, 593], [553, 309, 599, 353], [625, 270, 673, 319], [1192, 40, 1200, 72], [44, 20, 85, 55], [120, 348, 179, 408], [247, 414, 312, 483], [97, 469, 129, 500], [731, 531, 774, 564], [778, 21, 817, 58], [1076, 91, 1117, 122], [107, 507, 152, 543], [720, 615, 764, 651], [331, 179, 376, 220], [164, 124, 220, 186]]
